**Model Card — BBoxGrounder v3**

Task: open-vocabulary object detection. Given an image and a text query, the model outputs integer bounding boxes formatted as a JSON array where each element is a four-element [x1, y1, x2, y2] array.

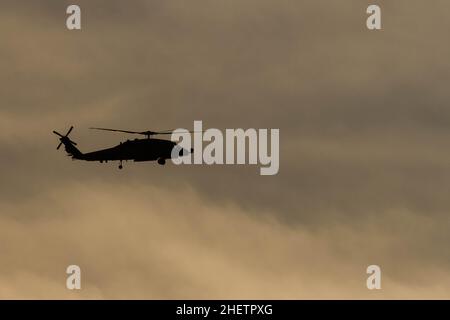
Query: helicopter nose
[[179, 148, 189, 157]]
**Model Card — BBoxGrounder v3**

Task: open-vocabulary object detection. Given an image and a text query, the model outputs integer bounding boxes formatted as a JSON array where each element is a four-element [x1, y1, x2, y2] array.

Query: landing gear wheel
[[157, 158, 166, 165], [119, 160, 123, 169]]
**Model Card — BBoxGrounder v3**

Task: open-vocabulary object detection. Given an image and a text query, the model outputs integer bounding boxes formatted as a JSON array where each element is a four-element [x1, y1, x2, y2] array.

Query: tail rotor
[[53, 126, 77, 150]]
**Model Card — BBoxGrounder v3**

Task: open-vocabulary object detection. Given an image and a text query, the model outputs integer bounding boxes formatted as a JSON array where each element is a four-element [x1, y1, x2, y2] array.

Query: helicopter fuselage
[[79, 138, 178, 162]]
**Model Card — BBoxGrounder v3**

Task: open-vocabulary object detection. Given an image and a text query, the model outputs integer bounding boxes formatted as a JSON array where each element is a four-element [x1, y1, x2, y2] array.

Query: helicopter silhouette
[[53, 126, 194, 169]]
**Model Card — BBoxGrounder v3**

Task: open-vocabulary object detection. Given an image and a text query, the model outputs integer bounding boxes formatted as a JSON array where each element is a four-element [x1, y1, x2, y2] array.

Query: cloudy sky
[[1, 0, 450, 299]]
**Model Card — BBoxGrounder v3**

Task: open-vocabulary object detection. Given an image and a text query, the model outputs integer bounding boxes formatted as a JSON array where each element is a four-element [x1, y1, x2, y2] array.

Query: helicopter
[[53, 126, 194, 169]]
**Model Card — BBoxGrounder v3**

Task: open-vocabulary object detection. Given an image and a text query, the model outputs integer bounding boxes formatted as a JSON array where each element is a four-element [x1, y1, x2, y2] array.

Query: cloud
[[0, 0, 450, 298], [0, 182, 449, 299]]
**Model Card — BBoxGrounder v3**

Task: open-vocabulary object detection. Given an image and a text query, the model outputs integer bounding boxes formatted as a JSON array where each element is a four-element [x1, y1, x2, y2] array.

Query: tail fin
[[53, 126, 84, 159], [62, 141, 83, 159]]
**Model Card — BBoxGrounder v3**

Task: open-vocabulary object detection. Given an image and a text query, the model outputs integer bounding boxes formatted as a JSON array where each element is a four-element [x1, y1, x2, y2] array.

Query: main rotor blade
[[91, 128, 181, 136], [151, 130, 205, 134], [151, 131, 201, 135], [146, 129, 176, 134], [53, 131, 64, 137], [66, 126, 74, 136], [160, 130, 205, 134], [90, 127, 205, 136], [57, 142, 62, 150], [90, 127, 143, 135]]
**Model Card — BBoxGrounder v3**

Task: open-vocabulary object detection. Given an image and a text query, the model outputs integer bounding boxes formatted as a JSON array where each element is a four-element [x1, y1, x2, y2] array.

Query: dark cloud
[[1, 0, 450, 298]]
